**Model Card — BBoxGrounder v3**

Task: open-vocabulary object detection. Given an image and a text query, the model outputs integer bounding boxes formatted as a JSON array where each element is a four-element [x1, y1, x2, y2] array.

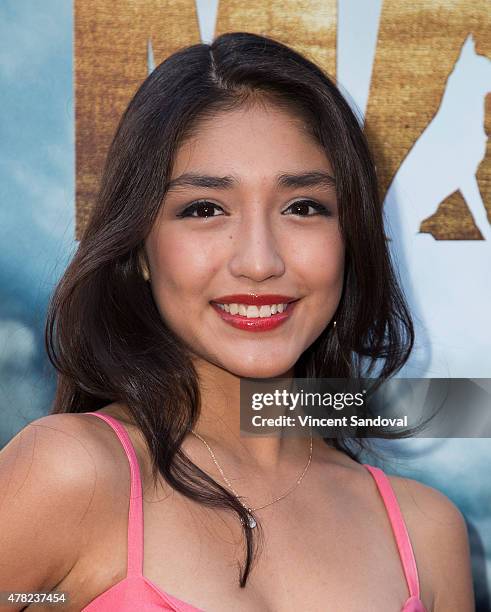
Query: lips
[[210, 297, 299, 332], [210, 294, 298, 306]]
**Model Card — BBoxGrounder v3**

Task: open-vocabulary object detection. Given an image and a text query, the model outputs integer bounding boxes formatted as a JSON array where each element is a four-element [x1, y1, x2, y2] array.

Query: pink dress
[[81, 412, 427, 611]]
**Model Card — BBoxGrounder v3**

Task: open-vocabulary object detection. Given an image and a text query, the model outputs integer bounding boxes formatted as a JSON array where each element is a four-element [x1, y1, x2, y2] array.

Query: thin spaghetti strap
[[363, 464, 420, 600], [84, 412, 144, 578]]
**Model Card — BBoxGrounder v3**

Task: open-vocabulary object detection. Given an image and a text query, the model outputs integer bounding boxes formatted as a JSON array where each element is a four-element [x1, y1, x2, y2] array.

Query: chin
[[219, 358, 296, 380]]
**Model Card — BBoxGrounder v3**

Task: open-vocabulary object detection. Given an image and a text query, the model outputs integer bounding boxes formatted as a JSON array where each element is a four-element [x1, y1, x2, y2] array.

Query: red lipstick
[[210, 294, 299, 332]]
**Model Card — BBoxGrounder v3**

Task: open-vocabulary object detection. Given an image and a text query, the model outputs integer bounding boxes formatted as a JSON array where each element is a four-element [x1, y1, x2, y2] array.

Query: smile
[[210, 298, 299, 332], [215, 302, 288, 317]]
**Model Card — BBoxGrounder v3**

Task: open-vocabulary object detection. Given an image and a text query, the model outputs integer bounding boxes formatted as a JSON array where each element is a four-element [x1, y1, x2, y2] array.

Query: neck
[[188, 358, 311, 474]]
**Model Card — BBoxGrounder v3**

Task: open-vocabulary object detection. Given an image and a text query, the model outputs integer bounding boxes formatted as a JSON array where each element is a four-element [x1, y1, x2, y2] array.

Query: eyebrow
[[166, 170, 336, 191]]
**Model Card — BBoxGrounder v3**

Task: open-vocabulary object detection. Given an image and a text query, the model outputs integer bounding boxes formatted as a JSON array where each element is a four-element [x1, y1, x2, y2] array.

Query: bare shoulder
[[0, 412, 106, 521], [386, 473, 475, 612], [17, 411, 128, 480], [0, 412, 126, 605], [26, 411, 137, 490], [386, 472, 467, 529], [386, 473, 470, 548]]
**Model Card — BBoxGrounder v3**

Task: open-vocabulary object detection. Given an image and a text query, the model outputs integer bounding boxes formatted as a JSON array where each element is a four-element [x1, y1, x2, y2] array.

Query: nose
[[228, 206, 286, 282]]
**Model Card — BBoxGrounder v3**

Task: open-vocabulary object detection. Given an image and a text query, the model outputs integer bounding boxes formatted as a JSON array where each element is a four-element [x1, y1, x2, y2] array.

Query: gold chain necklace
[[189, 426, 313, 528]]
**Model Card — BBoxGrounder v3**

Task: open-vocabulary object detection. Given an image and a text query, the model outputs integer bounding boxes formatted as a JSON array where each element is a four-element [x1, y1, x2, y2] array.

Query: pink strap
[[80, 418, 419, 598], [363, 464, 420, 599], [85, 412, 144, 578]]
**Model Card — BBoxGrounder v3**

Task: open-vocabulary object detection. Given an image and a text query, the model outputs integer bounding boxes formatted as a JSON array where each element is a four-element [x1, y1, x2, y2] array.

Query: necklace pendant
[[241, 512, 257, 529]]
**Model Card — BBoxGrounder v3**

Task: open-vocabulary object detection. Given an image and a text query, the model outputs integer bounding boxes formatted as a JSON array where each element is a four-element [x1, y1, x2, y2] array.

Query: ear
[[138, 249, 150, 282]]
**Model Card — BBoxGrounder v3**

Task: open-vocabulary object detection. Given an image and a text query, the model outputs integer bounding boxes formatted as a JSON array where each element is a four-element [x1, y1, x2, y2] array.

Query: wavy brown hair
[[45, 32, 414, 586]]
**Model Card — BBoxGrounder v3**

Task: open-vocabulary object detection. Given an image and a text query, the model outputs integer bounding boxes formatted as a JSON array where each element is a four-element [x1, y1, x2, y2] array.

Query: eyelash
[[176, 199, 331, 219]]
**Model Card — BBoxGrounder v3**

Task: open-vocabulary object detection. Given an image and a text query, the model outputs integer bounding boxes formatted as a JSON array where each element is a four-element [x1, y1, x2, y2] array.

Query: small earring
[[139, 252, 150, 282], [332, 319, 350, 369]]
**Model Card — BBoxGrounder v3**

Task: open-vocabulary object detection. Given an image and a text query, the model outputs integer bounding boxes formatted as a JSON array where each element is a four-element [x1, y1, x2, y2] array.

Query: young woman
[[0, 32, 474, 611]]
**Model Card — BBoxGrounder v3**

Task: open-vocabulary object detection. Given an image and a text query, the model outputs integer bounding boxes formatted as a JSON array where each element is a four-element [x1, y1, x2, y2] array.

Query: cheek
[[290, 230, 345, 294], [321, 239, 345, 293], [147, 228, 221, 303]]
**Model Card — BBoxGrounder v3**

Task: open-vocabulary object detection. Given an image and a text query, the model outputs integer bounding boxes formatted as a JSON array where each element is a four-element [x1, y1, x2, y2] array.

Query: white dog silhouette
[[384, 34, 491, 244]]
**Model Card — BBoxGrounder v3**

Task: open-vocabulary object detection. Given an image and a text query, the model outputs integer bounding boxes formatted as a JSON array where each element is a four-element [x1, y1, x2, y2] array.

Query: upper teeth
[[216, 303, 288, 317]]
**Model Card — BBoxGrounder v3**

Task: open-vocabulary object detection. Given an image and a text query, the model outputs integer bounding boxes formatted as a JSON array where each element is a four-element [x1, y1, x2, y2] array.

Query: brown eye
[[177, 200, 224, 218], [284, 200, 331, 217]]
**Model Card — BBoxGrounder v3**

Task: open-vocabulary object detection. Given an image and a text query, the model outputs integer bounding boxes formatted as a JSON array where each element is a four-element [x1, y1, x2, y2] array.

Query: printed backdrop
[[0, 1, 490, 608]]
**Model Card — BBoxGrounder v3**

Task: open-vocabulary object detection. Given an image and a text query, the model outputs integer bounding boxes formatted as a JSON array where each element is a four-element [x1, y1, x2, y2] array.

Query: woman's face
[[144, 101, 345, 378]]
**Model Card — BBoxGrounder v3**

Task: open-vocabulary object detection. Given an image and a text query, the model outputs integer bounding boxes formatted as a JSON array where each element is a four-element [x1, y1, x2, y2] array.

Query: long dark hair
[[45, 32, 414, 586]]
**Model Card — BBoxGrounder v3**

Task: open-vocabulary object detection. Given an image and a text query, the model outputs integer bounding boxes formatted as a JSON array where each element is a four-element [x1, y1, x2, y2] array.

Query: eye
[[176, 198, 331, 218], [176, 200, 225, 218], [283, 199, 331, 217]]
